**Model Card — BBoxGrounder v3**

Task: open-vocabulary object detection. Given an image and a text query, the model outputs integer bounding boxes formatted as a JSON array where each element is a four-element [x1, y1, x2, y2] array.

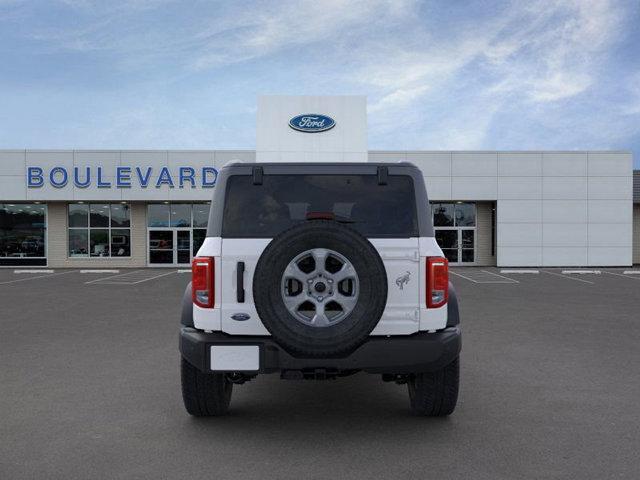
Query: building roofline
[[0, 149, 634, 154], [370, 150, 634, 154]]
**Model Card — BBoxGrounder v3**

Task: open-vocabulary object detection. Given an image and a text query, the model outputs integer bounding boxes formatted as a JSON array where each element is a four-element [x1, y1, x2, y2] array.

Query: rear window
[[222, 174, 418, 238]]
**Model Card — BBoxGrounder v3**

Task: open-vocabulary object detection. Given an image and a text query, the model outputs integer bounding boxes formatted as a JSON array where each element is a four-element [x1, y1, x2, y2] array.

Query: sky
[[0, 0, 639, 167]]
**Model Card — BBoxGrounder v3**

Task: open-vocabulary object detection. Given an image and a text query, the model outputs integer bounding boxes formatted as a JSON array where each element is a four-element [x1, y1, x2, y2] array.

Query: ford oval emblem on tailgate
[[289, 114, 336, 133], [231, 313, 251, 321]]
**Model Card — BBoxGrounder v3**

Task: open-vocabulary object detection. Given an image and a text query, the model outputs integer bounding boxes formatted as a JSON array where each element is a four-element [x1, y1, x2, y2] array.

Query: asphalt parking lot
[[1, 267, 639, 479]]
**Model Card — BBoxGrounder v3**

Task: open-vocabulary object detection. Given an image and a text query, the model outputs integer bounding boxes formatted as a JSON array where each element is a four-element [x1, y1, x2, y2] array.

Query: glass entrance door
[[176, 230, 191, 265], [149, 230, 173, 264], [435, 229, 459, 263], [431, 202, 476, 266], [148, 229, 192, 266], [435, 229, 475, 265]]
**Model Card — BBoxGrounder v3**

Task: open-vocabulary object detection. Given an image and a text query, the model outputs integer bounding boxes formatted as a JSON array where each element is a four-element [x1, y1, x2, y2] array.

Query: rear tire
[[181, 358, 233, 416], [408, 357, 459, 416]]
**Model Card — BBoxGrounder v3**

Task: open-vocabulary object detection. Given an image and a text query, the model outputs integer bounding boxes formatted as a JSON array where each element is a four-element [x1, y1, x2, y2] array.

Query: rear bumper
[[180, 326, 461, 375]]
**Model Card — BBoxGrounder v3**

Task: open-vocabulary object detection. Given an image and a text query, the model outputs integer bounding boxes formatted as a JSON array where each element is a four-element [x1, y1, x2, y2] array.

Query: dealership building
[[0, 96, 637, 268]]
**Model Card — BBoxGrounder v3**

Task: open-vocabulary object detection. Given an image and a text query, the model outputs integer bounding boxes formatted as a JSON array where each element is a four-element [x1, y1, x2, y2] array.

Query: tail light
[[192, 257, 214, 308], [426, 256, 448, 308]]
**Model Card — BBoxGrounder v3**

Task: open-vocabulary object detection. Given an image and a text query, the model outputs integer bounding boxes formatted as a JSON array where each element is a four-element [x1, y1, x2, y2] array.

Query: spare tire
[[253, 220, 387, 358]]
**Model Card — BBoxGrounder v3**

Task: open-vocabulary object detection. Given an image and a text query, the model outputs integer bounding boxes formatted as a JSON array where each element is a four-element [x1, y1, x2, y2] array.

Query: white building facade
[[0, 95, 636, 268]]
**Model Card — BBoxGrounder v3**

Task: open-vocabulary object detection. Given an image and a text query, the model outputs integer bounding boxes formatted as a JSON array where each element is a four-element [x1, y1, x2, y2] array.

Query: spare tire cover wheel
[[253, 220, 388, 357]]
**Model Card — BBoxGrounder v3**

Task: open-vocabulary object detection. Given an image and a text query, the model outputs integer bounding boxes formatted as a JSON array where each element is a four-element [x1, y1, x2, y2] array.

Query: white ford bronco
[[180, 162, 461, 416]]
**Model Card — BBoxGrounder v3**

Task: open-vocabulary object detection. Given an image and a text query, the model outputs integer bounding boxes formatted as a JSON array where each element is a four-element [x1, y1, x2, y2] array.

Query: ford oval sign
[[289, 114, 335, 133]]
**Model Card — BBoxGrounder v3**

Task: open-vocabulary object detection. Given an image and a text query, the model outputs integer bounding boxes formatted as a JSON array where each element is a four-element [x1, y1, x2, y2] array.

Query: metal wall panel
[[0, 148, 634, 267], [256, 95, 367, 163], [634, 204, 640, 264]]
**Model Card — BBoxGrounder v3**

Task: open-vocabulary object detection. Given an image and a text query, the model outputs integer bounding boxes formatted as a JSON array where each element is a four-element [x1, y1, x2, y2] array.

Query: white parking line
[[13, 269, 54, 274], [449, 270, 518, 284], [542, 270, 594, 284], [604, 271, 640, 280], [85, 271, 131, 284], [85, 270, 177, 285], [500, 269, 539, 274], [128, 270, 177, 284], [562, 270, 601, 275], [449, 271, 480, 283], [177, 269, 191, 273], [80, 269, 120, 274], [481, 270, 519, 283], [623, 270, 640, 275], [0, 270, 76, 285]]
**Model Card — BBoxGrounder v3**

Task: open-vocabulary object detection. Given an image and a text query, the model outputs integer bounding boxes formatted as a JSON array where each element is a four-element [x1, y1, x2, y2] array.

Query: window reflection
[[192, 229, 206, 255], [170, 204, 192, 227], [432, 203, 454, 227], [147, 203, 210, 265], [110, 204, 130, 227], [435, 230, 458, 248], [69, 230, 89, 257], [148, 204, 170, 227], [455, 203, 476, 226], [432, 202, 476, 265], [68, 204, 88, 228], [68, 203, 131, 258], [90, 204, 110, 227], [193, 204, 210, 228], [90, 229, 110, 257], [462, 230, 474, 248], [0, 204, 47, 263], [111, 229, 130, 256]]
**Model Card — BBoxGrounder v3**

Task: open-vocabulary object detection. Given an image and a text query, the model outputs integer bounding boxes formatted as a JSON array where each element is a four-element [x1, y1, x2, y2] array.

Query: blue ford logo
[[289, 114, 335, 133]]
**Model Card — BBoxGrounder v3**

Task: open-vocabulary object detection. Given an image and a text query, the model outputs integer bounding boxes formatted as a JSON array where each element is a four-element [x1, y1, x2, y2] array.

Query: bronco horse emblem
[[395, 271, 411, 290]]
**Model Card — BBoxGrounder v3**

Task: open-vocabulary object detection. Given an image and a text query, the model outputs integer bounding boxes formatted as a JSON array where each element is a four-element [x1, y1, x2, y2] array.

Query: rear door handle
[[236, 261, 245, 303]]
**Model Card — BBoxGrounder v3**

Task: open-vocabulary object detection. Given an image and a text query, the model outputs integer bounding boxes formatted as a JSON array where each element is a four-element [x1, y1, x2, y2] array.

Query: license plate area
[[210, 345, 260, 371]]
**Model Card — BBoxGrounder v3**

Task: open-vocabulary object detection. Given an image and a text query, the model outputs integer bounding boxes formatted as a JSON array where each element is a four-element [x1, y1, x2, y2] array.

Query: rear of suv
[[180, 162, 461, 416]]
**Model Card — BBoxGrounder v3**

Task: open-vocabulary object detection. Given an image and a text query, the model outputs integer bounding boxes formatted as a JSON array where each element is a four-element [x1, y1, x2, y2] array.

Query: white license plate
[[210, 345, 259, 371]]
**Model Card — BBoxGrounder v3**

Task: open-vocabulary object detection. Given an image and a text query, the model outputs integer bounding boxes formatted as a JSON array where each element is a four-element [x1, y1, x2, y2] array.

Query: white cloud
[[528, 72, 592, 102], [368, 85, 430, 113], [190, 0, 415, 70], [0, 0, 636, 155], [350, 0, 631, 148]]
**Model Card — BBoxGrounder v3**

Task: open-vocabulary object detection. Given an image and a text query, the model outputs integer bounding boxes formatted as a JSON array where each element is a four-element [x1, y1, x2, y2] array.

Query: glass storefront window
[[90, 229, 110, 257], [170, 204, 191, 227], [69, 204, 88, 228], [68, 203, 131, 258], [192, 229, 206, 255], [147, 203, 210, 265], [454, 203, 476, 227], [90, 204, 110, 227], [110, 204, 130, 227], [68, 230, 89, 257], [148, 204, 170, 227], [432, 203, 454, 227], [432, 202, 476, 265], [0, 203, 47, 265], [111, 229, 131, 257], [193, 204, 210, 228]]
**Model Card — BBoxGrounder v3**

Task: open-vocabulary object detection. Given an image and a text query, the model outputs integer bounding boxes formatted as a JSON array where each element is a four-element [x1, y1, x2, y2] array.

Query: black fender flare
[[181, 282, 194, 327], [447, 281, 460, 327]]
